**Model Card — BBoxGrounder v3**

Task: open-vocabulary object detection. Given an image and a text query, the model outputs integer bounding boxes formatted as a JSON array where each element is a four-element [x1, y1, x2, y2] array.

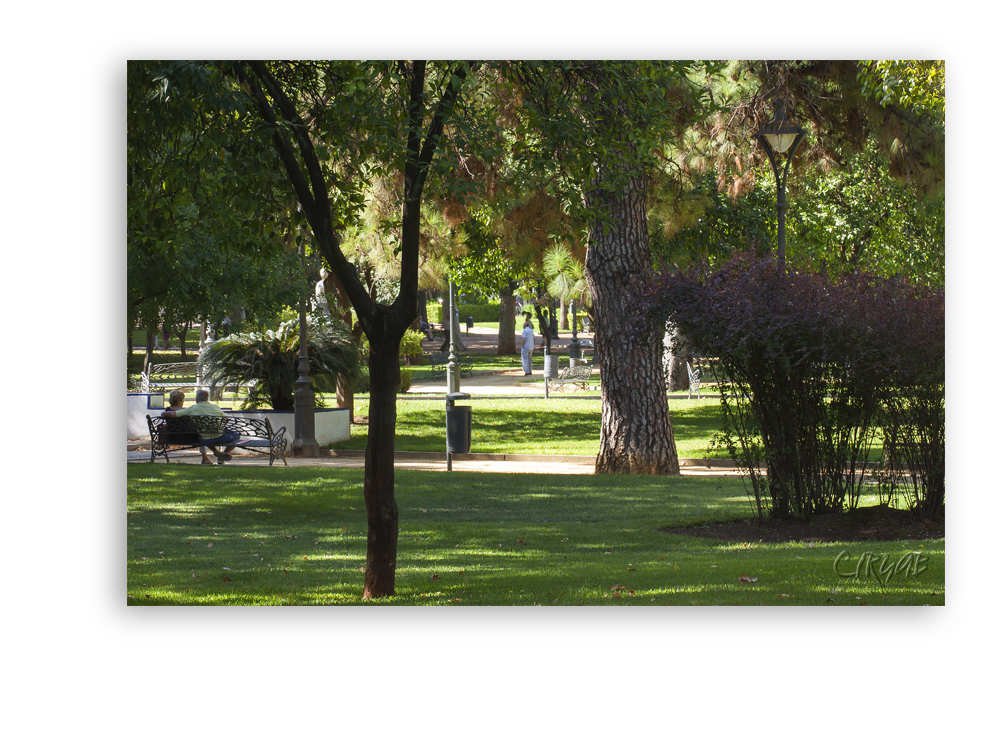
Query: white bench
[[686, 362, 701, 399], [141, 362, 249, 396], [550, 359, 593, 391], [141, 362, 202, 393]]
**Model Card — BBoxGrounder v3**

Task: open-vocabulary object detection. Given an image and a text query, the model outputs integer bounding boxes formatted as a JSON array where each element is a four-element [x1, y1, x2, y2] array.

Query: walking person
[[520, 315, 535, 375]]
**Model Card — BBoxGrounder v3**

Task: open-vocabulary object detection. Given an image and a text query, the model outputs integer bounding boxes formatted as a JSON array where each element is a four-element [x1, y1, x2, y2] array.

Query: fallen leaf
[[222, 576, 232, 582], [611, 584, 626, 591], [431, 574, 440, 580], [739, 575, 758, 583], [207, 543, 213, 548]]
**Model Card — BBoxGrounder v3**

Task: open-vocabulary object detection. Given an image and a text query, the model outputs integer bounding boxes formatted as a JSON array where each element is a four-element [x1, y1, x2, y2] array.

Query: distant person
[[161, 388, 236, 465], [520, 315, 535, 375]]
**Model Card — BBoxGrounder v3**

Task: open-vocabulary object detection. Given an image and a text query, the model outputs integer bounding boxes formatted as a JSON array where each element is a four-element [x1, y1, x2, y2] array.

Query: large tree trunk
[[496, 281, 517, 355], [585, 165, 680, 475]]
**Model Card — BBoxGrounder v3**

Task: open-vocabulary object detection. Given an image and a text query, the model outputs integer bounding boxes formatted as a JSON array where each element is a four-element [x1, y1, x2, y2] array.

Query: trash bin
[[466, 315, 473, 333], [445, 392, 471, 455], [544, 354, 561, 379]]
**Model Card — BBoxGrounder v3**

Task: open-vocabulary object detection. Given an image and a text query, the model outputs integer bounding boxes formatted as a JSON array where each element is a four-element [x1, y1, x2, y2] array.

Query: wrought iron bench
[[428, 352, 474, 377], [550, 359, 593, 391], [686, 362, 701, 398], [145, 414, 288, 466]]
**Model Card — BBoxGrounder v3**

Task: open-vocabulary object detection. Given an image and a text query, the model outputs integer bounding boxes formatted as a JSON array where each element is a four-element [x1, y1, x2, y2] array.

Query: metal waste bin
[[445, 392, 471, 469], [543, 354, 561, 379], [466, 315, 474, 333]]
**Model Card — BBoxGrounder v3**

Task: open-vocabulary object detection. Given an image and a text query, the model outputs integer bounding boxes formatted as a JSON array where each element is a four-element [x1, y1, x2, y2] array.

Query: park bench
[[141, 362, 249, 397], [141, 362, 202, 393], [145, 414, 288, 466], [549, 359, 593, 391], [687, 362, 702, 399], [428, 351, 474, 377]]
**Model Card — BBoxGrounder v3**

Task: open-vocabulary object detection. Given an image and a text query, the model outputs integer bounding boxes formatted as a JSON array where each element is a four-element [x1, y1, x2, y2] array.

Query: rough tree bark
[[584, 163, 680, 475], [496, 281, 518, 355]]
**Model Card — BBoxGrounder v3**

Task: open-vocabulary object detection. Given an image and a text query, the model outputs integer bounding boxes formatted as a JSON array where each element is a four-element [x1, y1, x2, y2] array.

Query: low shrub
[[353, 367, 412, 394], [426, 303, 502, 323], [646, 254, 944, 522]]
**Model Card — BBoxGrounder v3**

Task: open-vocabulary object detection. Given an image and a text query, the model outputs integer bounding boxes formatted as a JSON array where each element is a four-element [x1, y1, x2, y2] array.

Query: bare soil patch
[[661, 505, 944, 544]]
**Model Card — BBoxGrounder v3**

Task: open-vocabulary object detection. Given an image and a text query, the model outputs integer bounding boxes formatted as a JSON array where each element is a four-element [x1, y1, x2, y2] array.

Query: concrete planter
[[127, 393, 168, 440], [127, 393, 350, 446], [226, 407, 350, 447]]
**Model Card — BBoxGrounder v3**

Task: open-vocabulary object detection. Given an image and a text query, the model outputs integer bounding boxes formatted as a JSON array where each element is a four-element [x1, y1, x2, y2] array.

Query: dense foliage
[[645, 254, 944, 521], [197, 314, 361, 411]]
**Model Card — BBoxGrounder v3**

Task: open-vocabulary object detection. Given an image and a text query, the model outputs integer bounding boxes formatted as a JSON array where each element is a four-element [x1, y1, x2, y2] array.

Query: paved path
[[128, 447, 742, 476]]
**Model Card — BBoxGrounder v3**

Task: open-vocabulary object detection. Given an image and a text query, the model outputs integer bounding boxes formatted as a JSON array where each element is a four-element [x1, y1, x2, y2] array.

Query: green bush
[[400, 329, 424, 358], [198, 313, 361, 411], [426, 303, 502, 323], [353, 367, 412, 394]]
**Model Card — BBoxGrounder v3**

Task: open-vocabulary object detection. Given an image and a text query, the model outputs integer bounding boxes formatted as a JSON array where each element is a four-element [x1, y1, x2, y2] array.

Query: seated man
[[161, 389, 237, 465]]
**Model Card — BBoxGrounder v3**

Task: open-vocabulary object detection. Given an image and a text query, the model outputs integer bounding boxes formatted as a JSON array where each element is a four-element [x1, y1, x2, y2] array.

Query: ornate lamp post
[[755, 100, 806, 266], [446, 278, 461, 395], [292, 239, 319, 457]]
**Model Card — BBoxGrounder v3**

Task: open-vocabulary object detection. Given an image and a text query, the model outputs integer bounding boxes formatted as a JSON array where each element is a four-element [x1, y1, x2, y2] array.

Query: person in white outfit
[[520, 315, 535, 375]]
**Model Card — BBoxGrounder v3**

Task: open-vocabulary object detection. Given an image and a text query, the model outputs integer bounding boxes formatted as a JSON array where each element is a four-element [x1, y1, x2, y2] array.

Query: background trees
[[127, 61, 304, 367]]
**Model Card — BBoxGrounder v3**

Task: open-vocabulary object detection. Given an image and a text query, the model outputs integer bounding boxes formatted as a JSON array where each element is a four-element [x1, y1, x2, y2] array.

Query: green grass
[[331, 396, 728, 458], [126, 464, 944, 606]]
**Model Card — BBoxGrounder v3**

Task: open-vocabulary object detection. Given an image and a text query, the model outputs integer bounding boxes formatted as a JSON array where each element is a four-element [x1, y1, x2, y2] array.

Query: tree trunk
[[143, 327, 155, 375], [585, 164, 679, 475], [496, 281, 517, 355], [662, 325, 690, 393], [362, 330, 401, 599], [179, 322, 189, 361], [560, 297, 569, 331], [326, 270, 357, 422]]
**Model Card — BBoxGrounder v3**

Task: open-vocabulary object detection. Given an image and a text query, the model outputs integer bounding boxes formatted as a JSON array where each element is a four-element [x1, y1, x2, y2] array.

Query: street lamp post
[[446, 278, 460, 395], [292, 239, 319, 458], [755, 100, 806, 266]]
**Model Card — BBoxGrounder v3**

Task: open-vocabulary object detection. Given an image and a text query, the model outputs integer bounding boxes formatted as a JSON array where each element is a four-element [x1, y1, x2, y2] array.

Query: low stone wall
[[127, 393, 350, 445], [227, 407, 350, 446]]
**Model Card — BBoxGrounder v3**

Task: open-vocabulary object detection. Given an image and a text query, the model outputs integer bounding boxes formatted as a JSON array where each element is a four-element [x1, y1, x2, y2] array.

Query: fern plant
[[198, 313, 361, 411]]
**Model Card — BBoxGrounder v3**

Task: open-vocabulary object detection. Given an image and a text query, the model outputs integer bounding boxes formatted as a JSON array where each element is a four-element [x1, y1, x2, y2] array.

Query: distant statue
[[313, 268, 330, 314]]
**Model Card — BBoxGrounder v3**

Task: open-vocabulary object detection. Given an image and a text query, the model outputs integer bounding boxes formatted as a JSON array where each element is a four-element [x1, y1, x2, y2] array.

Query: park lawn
[[328, 396, 727, 458], [127, 464, 944, 606]]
